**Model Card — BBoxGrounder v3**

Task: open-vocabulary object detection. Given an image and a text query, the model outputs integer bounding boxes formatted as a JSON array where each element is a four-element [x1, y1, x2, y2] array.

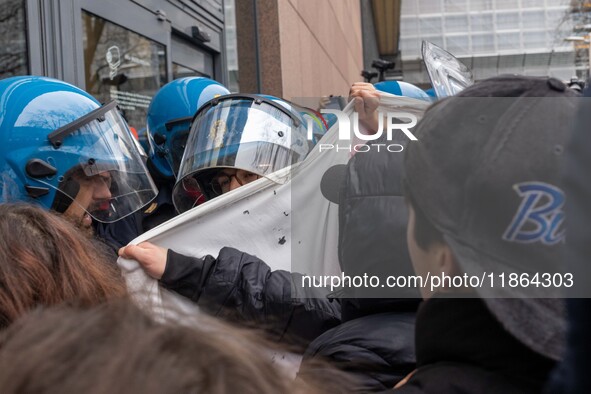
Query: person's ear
[[435, 243, 461, 277]]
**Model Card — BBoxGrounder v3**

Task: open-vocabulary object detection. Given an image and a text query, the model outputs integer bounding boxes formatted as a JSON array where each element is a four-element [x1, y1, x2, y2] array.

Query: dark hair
[[403, 184, 444, 251], [0, 300, 351, 394], [0, 204, 127, 327]]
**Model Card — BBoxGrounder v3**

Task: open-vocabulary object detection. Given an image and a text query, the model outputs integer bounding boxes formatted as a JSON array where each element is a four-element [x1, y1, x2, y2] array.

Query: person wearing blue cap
[[397, 75, 579, 393]]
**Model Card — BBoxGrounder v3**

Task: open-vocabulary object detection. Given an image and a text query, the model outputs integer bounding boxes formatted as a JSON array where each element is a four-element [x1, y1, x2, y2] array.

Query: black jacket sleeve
[[159, 247, 341, 343], [300, 312, 416, 392]]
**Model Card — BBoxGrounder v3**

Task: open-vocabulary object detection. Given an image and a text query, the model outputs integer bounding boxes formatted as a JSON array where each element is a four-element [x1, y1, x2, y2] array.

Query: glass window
[[400, 37, 422, 59], [494, 0, 519, 11], [173, 63, 208, 79], [523, 31, 548, 50], [469, 0, 493, 12], [522, 11, 546, 30], [420, 17, 443, 35], [0, 0, 28, 78], [521, 0, 541, 8], [421, 35, 444, 50], [445, 15, 468, 34], [496, 11, 520, 31], [546, 9, 568, 30], [224, 0, 239, 92], [497, 32, 521, 52], [171, 35, 213, 79], [401, 0, 418, 14], [401, 16, 420, 36], [82, 11, 166, 132], [444, 0, 468, 13], [445, 35, 469, 56], [471, 33, 495, 54], [470, 14, 493, 33], [418, 0, 442, 14], [472, 56, 499, 80]]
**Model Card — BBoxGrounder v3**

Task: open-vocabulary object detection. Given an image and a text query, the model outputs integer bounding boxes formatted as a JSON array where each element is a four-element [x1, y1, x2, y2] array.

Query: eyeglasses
[[210, 170, 260, 195]]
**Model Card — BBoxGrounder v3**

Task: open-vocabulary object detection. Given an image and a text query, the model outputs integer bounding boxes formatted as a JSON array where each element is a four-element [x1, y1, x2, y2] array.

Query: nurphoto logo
[[308, 109, 418, 153]]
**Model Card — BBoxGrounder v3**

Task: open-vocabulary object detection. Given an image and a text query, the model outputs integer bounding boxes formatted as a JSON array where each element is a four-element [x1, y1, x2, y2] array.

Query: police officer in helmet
[[0, 76, 157, 235]]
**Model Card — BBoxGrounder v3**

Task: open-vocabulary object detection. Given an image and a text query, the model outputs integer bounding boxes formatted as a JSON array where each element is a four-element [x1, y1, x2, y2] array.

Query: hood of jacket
[[337, 134, 420, 321]]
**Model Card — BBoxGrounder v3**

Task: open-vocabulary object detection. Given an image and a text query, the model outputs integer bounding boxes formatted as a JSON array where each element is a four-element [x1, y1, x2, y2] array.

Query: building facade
[[399, 0, 577, 85], [0, 0, 229, 133], [1, 0, 366, 121], [234, 0, 364, 104]]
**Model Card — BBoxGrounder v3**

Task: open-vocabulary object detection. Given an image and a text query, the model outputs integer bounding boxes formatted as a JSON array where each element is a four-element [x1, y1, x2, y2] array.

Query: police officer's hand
[[119, 242, 167, 280], [349, 82, 380, 133]]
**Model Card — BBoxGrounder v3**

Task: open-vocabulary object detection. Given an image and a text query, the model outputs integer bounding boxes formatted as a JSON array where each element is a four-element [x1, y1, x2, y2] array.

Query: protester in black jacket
[[119, 133, 420, 391], [120, 84, 419, 390], [299, 132, 419, 391], [159, 246, 342, 343]]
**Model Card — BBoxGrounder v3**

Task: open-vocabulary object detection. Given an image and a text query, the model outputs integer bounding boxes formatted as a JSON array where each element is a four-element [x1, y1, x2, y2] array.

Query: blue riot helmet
[[0, 76, 158, 224], [146, 77, 231, 181], [173, 94, 312, 213], [374, 80, 433, 102]]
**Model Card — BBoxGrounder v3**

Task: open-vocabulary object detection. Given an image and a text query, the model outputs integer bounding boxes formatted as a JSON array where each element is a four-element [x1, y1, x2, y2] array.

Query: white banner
[[118, 92, 430, 314]]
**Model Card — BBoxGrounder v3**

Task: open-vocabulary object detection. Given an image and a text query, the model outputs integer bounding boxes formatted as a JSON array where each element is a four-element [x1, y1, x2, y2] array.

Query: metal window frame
[[79, 0, 173, 86], [24, 0, 227, 88], [26, 0, 85, 85]]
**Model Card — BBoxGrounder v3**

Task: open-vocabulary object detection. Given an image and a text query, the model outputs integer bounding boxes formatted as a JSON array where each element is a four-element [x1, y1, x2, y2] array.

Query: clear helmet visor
[[422, 40, 474, 98], [173, 96, 310, 213], [130, 129, 149, 165], [45, 102, 158, 223]]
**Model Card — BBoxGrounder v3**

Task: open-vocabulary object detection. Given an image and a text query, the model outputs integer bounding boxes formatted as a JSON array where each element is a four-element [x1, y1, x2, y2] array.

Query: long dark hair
[[0, 203, 127, 327], [0, 300, 352, 393]]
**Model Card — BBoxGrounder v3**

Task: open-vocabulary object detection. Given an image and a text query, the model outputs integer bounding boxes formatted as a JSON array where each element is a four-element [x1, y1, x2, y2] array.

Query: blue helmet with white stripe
[[0, 76, 157, 223], [172, 94, 319, 212], [374, 81, 432, 102], [146, 77, 230, 181]]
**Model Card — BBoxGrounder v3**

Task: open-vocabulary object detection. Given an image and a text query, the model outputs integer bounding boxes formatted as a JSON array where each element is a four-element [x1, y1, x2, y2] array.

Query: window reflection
[[82, 11, 166, 132], [173, 63, 208, 79], [0, 0, 28, 77]]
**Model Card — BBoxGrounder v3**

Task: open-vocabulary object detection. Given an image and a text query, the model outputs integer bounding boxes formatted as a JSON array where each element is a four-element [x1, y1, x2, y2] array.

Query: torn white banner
[[119, 92, 430, 314]]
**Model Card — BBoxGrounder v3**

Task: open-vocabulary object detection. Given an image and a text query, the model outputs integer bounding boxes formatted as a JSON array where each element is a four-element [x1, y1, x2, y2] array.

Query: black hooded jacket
[[300, 135, 419, 391]]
